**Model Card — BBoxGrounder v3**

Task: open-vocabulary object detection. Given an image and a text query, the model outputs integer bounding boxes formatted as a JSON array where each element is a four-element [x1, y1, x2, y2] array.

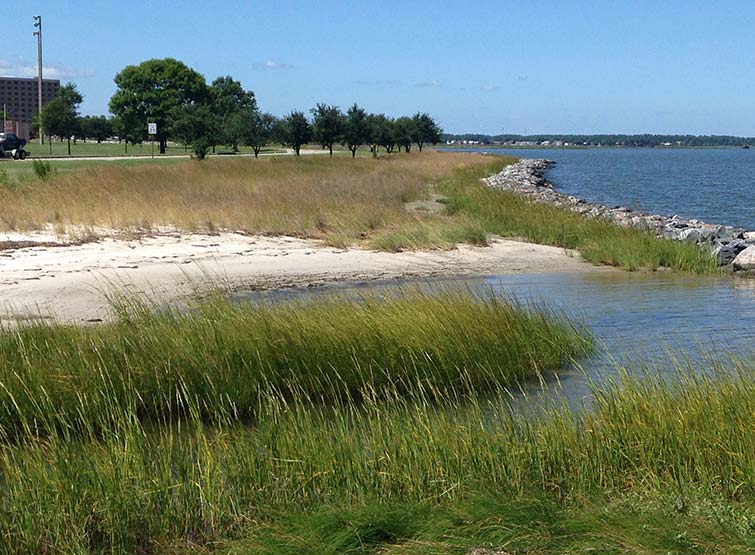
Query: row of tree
[[37, 58, 442, 159]]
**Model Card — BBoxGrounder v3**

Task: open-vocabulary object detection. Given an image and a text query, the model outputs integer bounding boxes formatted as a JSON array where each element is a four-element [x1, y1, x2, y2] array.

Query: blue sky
[[4, 1, 755, 135]]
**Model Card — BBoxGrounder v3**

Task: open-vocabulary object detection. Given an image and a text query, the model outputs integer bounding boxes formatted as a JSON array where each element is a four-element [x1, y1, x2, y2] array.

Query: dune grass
[[0, 152, 491, 247]]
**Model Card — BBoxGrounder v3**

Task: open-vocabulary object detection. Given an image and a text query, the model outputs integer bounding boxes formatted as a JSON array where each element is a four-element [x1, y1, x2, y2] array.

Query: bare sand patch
[[0, 231, 603, 324]]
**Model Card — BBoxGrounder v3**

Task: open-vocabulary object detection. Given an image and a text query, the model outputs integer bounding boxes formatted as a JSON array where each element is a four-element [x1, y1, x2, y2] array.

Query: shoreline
[[483, 159, 755, 269], [0, 231, 601, 324]]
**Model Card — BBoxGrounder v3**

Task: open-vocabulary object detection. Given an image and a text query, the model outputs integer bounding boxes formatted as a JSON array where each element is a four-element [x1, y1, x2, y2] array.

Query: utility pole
[[33, 15, 43, 145]]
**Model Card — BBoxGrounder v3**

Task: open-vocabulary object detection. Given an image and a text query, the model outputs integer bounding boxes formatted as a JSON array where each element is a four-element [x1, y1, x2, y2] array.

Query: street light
[[33, 16, 43, 145]]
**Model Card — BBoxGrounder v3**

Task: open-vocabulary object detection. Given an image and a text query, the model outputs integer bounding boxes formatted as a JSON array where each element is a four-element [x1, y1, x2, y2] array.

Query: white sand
[[0, 231, 598, 324]]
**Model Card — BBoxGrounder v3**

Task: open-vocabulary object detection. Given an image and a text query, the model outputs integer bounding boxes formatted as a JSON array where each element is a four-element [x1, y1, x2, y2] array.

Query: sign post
[[148, 122, 157, 159]]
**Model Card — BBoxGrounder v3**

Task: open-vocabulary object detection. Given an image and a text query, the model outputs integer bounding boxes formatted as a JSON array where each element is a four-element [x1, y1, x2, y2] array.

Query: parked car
[[0, 133, 28, 159]]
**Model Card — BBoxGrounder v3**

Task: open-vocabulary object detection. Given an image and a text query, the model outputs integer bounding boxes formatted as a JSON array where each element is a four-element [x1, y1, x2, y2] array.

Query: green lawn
[[21, 139, 289, 159]]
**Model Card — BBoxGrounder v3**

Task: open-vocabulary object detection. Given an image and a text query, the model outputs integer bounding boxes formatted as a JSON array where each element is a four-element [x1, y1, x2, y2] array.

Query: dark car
[[0, 133, 28, 159]]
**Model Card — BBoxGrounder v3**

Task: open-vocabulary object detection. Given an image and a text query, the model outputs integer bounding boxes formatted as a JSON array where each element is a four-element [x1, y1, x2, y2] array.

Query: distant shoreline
[[439, 144, 747, 150]]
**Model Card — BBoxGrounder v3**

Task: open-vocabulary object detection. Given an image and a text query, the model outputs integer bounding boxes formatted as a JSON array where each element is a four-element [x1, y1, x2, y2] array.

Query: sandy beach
[[0, 230, 597, 324]]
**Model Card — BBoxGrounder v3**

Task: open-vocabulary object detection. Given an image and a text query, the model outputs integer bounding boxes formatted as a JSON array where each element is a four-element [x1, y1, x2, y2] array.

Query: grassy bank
[[0, 291, 590, 440], [3, 360, 755, 552], [0, 152, 492, 248], [369, 158, 719, 273], [1, 150, 718, 272]]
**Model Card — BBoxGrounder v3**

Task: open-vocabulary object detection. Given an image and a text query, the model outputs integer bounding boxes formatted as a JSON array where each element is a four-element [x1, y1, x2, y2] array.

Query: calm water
[[458, 147, 755, 229], [240, 271, 755, 408]]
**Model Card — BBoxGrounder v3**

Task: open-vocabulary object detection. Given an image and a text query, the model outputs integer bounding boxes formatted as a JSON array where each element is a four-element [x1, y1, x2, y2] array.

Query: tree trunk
[[253, 146, 260, 158], [159, 138, 166, 154], [294, 145, 300, 156], [351, 146, 357, 158], [67, 137, 71, 155], [418, 142, 423, 152], [328, 144, 333, 157]]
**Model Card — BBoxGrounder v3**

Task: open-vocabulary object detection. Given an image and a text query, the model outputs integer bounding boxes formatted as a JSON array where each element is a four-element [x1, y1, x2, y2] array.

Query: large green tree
[[109, 58, 208, 153], [366, 114, 394, 157], [278, 111, 311, 156], [310, 103, 345, 156], [209, 76, 256, 152], [394, 116, 415, 153], [411, 112, 442, 152], [342, 103, 369, 158], [79, 115, 113, 143], [234, 111, 276, 158], [39, 83, 83, 155], [170, 104, 218, 160]]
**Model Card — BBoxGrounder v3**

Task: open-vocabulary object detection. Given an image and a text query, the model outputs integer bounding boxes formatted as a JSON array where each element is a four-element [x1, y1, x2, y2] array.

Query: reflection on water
[[235, 271, 755, 410]]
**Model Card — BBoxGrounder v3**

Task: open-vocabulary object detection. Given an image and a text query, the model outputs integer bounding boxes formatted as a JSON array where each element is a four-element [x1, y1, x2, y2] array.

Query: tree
[[366, 114, 394, 157], [109, 58, 208, 153], [376, 116, 397, 154], [310, 103, 345, 156], [39, 98, 77, 154], [394, 117, 414, 153], [411, 112, 441, 152], [112, 112, 142, 154], [38, 83, 82, 155], [170, 104, 218, 160], [278, 111, 310, 156], [60, 83, 83, 111], [235, 111, 276, 158], [209, 76, 256, 152], [342, 103, 369, 158], [79, 115, 113, 143]]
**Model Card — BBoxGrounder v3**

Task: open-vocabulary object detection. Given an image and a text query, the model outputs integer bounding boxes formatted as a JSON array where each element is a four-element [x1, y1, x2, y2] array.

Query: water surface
[[240, 271, 755, 409], [454, 147, 755, 229]]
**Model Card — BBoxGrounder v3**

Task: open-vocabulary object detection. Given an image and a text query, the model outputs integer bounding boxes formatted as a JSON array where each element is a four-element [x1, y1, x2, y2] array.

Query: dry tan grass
[[0, 152, 495, 247]]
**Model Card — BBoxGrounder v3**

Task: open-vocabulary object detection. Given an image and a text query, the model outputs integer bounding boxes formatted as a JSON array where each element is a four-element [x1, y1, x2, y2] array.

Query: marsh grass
[[430, 162, 721, 273], [3, 365, 755, 552], [0, 290, 590, 440]]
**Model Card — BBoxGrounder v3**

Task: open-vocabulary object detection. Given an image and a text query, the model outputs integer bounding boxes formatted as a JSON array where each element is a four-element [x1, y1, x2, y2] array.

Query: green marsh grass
[[0, 290, 590, 440], [3, 367, 755, 552], [429, 159, 720, 273]]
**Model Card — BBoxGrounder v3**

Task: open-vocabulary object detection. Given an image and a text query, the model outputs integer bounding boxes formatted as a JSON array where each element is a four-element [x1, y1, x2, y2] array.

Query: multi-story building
[[0, 77, 61, 139]]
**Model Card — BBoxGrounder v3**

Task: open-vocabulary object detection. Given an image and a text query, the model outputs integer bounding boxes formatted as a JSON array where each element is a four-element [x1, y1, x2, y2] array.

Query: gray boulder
[[733, 245, 755, 271], [713, 240, 749, 265]]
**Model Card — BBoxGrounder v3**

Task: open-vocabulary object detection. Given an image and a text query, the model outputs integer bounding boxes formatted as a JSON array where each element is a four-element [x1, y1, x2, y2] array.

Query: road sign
[[148, 122, 157, 135]]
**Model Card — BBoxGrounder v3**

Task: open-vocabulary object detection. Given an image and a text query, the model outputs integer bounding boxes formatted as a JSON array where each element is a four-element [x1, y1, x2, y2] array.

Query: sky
[[4, 1, 755, 135]]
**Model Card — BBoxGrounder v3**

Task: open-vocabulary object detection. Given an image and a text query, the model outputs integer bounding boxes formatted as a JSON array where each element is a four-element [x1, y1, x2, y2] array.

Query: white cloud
[[0, 57, 94, 79], [415, 79, 442, 88], [481, 84, 500, 92], [252, 59, 293, 70]]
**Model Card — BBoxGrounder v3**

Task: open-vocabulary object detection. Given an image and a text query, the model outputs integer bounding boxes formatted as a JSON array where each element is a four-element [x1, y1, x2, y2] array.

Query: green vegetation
[[0, 291, 589, 440], [0, 150, 717, 272], [2, 310, 755, 553], [369, 156, 719, 273]]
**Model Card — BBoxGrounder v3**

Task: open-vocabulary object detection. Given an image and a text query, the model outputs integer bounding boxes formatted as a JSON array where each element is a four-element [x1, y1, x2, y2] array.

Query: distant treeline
[[443, 133, 755, 147]]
